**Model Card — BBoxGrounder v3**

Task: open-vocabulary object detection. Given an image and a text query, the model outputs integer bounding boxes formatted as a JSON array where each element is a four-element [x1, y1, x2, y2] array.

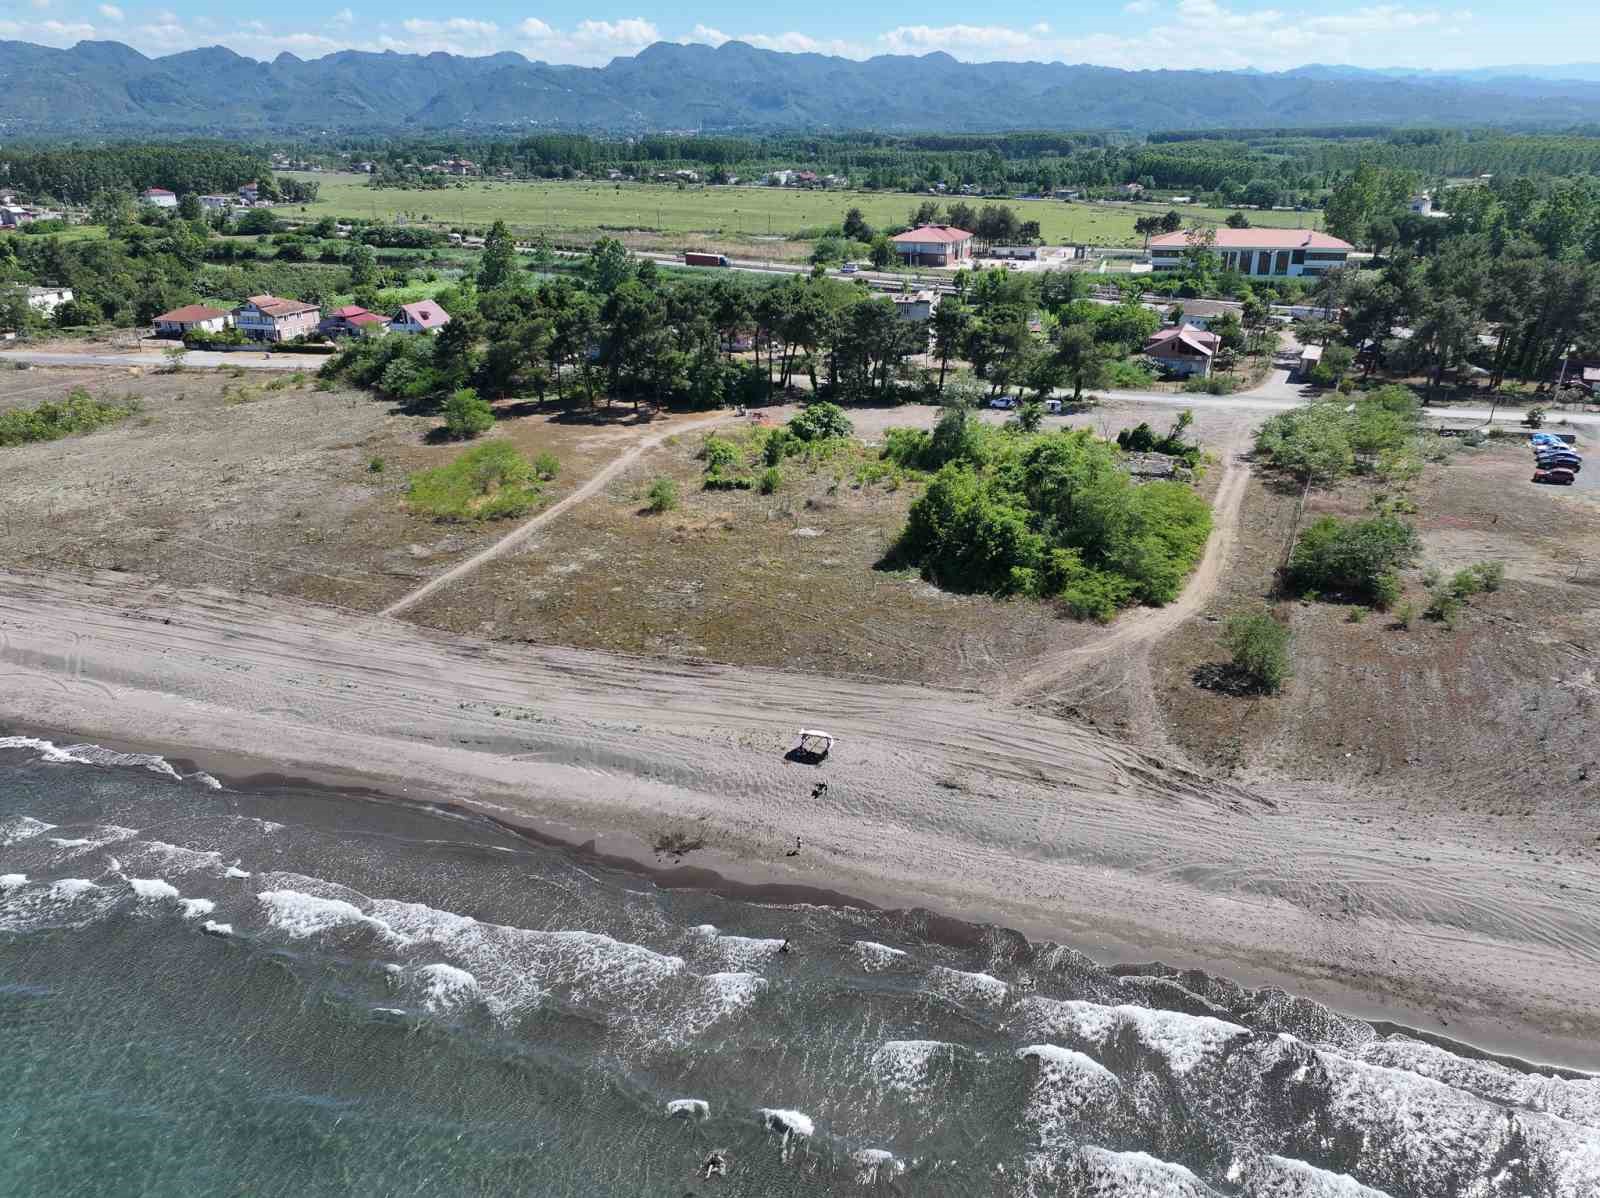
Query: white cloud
[[331, 8, 354, 27], [1123, 0, 1157, 13], [39, 19, 97, 39], [881, 24, 1043, 55], [688, 24, 865, 56], [97, 3, 124, 18], [570, 18, 660, 50], [31, 0, 53, 12]]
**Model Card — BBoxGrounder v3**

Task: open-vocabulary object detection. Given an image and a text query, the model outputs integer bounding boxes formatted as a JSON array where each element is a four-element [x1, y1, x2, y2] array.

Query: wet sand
[[3, 566, 1598, 1071]]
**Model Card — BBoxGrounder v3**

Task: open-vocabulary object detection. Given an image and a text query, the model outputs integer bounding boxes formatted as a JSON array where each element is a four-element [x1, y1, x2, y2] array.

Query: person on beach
[[786, 836, 801, 857]]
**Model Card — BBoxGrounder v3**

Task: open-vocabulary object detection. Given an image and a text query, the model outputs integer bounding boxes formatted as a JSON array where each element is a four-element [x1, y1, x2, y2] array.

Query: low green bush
[[532, 451, 560, 480], [407, 441, 543, 521], [646, 477, 679, 512], [788, 401, 853, 442], [758, 466, 782, 494], [1222, 610, 1291, 694], [1286, 515, 1420, 602], [442, 388, 494, 439], [0, 388, 137, 448]]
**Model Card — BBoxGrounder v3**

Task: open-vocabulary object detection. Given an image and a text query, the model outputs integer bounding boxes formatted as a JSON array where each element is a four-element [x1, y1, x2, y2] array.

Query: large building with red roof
[[889, 224, 975, 268], [1147, 227, 1352, 279]]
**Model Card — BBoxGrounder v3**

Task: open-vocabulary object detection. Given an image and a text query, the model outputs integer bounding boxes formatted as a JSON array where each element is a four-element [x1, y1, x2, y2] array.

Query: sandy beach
[[3, 565, 1598, 1070]]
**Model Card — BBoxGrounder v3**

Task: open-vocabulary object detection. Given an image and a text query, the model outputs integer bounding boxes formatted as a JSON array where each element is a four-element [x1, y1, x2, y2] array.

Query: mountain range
[[5, 39, 1600, 134]]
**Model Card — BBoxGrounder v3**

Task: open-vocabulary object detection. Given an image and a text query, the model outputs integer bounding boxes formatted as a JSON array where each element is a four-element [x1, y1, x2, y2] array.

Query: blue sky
[[0, 1, 1581, 72]]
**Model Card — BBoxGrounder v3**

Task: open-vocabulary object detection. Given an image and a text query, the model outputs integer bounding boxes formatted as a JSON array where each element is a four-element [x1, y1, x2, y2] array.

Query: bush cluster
[[896, 426, 1213, 621], [1255, 387, 1421, 483], [1286, 515, 1420, 605], [406, 441, 544, 522], [0, 388, 137, 448], [1222, 610, 1292, 693]]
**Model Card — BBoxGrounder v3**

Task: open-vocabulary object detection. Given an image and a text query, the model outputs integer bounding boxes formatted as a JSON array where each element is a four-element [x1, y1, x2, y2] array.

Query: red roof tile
[[890, 225, 975, 244], [154, 304, 227, 324]]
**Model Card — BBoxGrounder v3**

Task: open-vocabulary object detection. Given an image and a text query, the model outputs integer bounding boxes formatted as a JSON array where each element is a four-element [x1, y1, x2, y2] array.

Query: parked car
[[1530, 433, 1565, 446], [1045, 398, 1063, 414], [1533, 468, 1577, 485], [839, 262, 858, 274], [988, 396, 1017, 410]]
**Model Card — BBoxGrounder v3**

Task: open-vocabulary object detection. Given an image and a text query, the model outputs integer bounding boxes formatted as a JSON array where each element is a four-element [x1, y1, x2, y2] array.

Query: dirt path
[[4, 566, 1599, 1069], [382, 414, 728, 618], [1002, 427, 1254, 701]]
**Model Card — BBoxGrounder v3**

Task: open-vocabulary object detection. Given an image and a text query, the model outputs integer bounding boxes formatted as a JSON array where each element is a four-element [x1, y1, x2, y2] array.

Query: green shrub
[[1395, 602, 1416, 629], [1469, 560, 1504, 592], [1183, 375, 1236, 395], [532, 451, 560, 480], [368, 456, 385, 473], [1371, 570, 1402, 611], [1448, 567, 1485, 600], [758, 466, 782, 494], [1222, 609, 1291, 694], [1425, 589, 1464, 627], [0, 388, 137, 448], [406, 441, 543, 522], [788, 401, 853, 442], [1103, 358, 1156, 389], [646, 477, 680, 512], [1287, 515, 1420, 602], [762, 427, 794, 466], [442, 388, 494, 440]]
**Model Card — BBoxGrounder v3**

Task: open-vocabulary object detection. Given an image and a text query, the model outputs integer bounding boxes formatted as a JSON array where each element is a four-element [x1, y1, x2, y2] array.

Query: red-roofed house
[[141, 187, 178, 209], [889, 225, 975, 268], [320, 304, 392, 338], [1147, 228, 1352, 278], [153, 304, 231, 338], [1144, 325, 1222, 378], [233, 294, 322, 342], [391, 301, 451, 334]]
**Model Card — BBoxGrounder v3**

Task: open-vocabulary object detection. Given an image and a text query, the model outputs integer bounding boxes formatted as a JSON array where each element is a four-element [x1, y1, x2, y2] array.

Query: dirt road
[[381, 413, 730, 617], [4, 567, 1597, 1068]]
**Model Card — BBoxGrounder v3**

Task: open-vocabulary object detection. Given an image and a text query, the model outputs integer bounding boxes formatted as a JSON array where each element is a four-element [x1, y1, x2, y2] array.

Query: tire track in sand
[[382, 414, 728, 619]]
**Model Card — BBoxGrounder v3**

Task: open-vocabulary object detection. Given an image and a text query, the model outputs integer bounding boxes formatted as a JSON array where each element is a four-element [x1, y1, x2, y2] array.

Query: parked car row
[[1530, 432, 1582, 486]]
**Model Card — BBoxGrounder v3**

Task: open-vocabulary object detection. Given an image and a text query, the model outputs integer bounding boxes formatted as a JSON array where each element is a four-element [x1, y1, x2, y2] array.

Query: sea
[[3, 734, 1599, 1198]]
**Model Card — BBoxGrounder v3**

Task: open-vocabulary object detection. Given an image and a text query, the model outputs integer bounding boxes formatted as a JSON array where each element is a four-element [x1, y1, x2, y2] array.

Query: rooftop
[[154, 304, 228, 323], [1146, 325, 1221, 356], [890, 225, 974, 244], [1147, 228, 1353, 252]]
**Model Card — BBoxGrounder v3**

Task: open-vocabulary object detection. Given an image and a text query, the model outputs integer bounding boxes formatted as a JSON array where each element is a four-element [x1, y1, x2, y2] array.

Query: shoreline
[[5, 715, 1595, 1080], [3, 567, 1599, 1074]]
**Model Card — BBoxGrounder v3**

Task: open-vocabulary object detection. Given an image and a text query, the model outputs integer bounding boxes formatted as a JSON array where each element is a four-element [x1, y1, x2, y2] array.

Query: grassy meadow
[[282, 172, 1324, 249]]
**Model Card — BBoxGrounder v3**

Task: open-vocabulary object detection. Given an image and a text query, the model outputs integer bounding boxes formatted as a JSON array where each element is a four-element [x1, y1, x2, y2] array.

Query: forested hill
[[6, 39, 1600, 135]]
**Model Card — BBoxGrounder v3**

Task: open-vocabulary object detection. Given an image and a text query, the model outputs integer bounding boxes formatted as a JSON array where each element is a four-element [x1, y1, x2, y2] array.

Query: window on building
[[1291, 250, 1306, 265], [1275, 251, 1291, 274]]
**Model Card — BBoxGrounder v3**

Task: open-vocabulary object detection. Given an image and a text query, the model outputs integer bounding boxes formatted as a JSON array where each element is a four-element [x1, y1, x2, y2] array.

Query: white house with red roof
[[1147, 228, 1352, 278], [391, 301, 451, 334], [889, 225, 975, 268], [152, 304, 231, 338], [140, 187, 178, 209]]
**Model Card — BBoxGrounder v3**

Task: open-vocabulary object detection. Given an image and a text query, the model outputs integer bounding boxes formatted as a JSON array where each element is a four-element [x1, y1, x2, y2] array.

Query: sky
[[0, 0, 1585, 73]]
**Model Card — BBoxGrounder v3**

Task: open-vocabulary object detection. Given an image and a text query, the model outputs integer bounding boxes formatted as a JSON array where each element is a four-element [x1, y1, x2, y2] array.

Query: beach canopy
[[796, 729, 835, 753]]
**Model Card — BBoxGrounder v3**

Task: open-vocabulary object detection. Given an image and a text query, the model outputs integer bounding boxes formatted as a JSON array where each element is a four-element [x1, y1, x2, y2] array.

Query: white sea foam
[[0, 876, 116, 933], [225, 866, 252, 879], [180, 898, 216, 919], [871, 1039, 960, 1096], [690, 926, 786, 971], [121, 841, 225, 876], [257, 889, 411, 945], [373, 1007, 408, 1016], [1069, 1147, 1213, 1196], [0, 737, 182, 779], [1017, 1045, 1123, 1144], [927, 965, 1009, 1008], [42, 825, 138, 859], [0, 873, 27, 891], [51, 878, 102, 898], [1358, 1037, 1600, 1131], [852, 1149, 905, 1183], [1017, 997, 1246, 1075], [413, 963, 482, 1013], [760, 1108, 814, 1138], [127, 877, 180, 901], [666, 1098, 710, 1119], [192, 772, 223, 790], [1226, 1152, 1393, 1196], [0, 815, 56, 845], [674, 971, 766, 1034], [201, 920, 233, 936], [853, 940, 909, 971]]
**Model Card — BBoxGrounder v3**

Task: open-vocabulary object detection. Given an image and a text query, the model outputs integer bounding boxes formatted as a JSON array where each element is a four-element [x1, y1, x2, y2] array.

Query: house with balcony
[[391, 301, 451, 334], [1146, 228, 1353, 278], [889, 225, 975, 268], [320, 305, 392, 338], [233, 294, 321, 342], [1144, 325, 1221, 378]]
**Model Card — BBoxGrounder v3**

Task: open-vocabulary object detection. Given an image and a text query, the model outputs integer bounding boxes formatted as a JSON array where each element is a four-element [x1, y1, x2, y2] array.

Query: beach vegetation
[[441, 387, 495, 439], [646, 477, 680, 512], [406, 441, 544, 521], [1222, 609, 1292, 693], [0, 388, 138, 448], [1286, 514, 1420, 603]]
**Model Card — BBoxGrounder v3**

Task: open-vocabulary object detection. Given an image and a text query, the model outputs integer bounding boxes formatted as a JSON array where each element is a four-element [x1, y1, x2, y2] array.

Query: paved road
[[0, 349, 316, 371]]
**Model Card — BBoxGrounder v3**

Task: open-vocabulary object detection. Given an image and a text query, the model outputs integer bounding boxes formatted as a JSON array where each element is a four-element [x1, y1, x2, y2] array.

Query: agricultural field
[[282, 172, 1324, 251]]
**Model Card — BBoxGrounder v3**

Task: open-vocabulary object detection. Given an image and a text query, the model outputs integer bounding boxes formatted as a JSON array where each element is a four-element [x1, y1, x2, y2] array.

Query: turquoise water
[[2, 738, 1598, 1196]]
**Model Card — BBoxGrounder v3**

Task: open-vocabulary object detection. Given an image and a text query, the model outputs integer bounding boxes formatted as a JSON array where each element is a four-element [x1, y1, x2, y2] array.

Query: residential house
[[26, 286, 74, 316], [890, 290, 938, 322], [141, 187, 178, 209], [233, 294, 321, 342], [153, 304, 231, 338], [1119, 182, 1145, 197], [238, 182, 261, 204], [432, 159, 476, 177], [353, 161, 375, 174], [0, 189, 15, 204], [198, 195, 232, 210], [889, 225, 975, 268], [1146, 228, 1353, 278], [1144, 325, 1221, 378], [391, 301, 451, 334], [320, 305, 392, 338], [0, 205, 34, 228]]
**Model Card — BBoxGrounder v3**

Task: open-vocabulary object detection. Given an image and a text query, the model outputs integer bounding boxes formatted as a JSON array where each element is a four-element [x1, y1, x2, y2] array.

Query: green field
[[283, 172, 1323, 250]]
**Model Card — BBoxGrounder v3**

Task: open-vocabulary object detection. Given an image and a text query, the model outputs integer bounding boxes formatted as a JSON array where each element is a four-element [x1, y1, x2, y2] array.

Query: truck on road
[[684, 251, 731, 268]]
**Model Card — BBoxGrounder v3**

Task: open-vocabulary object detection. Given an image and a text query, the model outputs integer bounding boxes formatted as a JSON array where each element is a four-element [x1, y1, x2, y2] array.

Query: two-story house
[[320, 305, 392, 338], [1146, 228, 1353, 279], [391, 301, 451, 334], [888, 225, 975, 268], [140, 187, 178, 209], [233, 294, 321, 342]]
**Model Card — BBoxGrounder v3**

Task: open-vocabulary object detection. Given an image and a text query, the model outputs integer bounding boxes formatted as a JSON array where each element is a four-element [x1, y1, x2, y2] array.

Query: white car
[[840, 262, 858, 274], [988, 396, 1017, 410]]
